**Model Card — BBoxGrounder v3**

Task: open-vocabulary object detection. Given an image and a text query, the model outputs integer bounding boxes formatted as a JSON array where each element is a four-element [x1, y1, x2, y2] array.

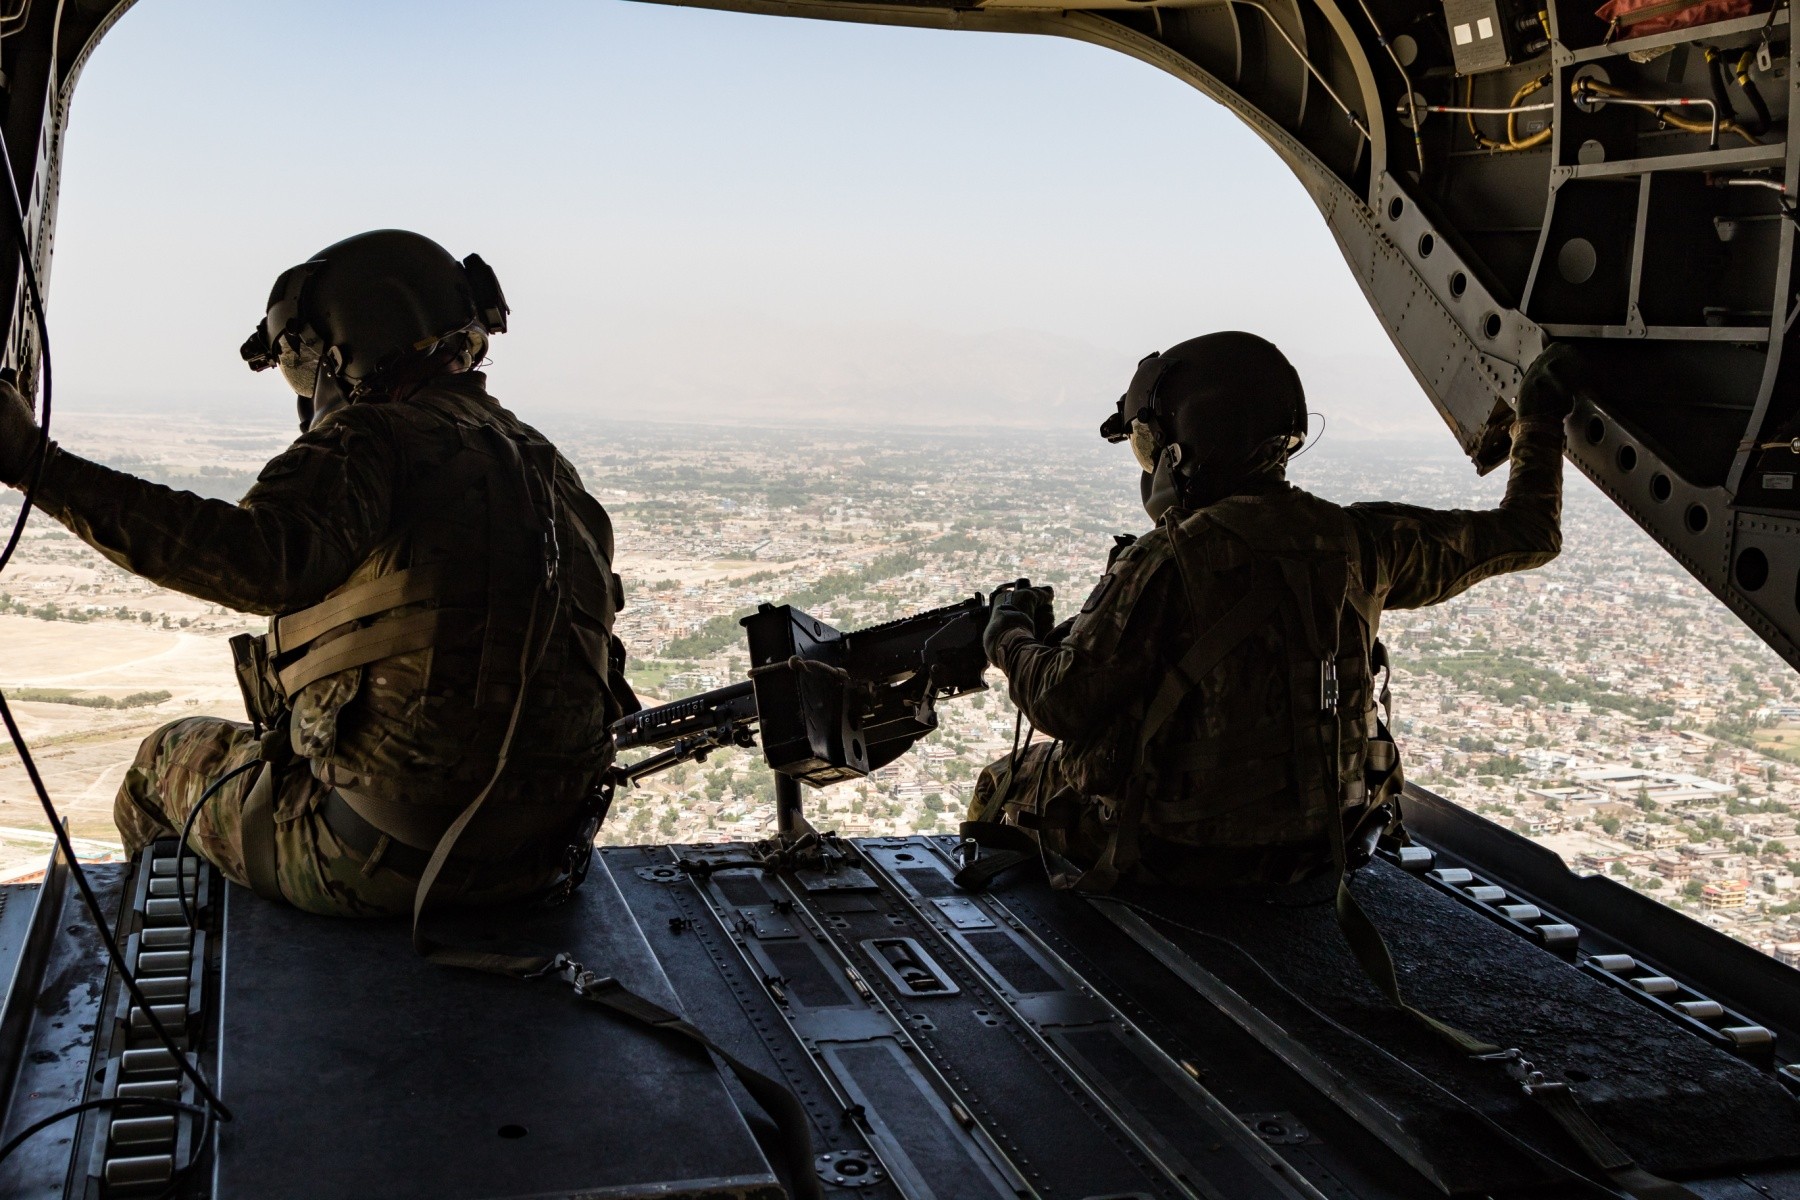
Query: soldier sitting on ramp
[[970, 332, 1578, 892], [0, 230, 638, 915]]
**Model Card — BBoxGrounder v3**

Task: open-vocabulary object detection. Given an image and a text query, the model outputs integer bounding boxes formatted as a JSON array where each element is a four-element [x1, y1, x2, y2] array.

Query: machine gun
[[612, 591, 1007, 833]]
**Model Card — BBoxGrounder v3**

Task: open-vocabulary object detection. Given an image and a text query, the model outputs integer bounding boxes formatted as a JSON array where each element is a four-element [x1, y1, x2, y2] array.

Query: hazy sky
[[45, 0, 1440, 438]]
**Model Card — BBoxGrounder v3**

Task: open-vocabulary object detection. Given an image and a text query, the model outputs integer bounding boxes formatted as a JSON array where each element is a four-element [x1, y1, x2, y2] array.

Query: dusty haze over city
[[5, 402, 1800, 965]]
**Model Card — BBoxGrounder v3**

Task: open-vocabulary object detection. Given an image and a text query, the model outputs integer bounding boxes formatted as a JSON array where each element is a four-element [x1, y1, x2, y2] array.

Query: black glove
[[983, 583, 1055, 667], [0, 377, 43, 486], [1517, 343, 1582, 426]]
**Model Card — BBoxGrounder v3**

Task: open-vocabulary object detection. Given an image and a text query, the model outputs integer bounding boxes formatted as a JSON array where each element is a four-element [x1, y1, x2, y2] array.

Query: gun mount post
[[775, 774, 804, 838], [613, 592, 1003, 843]]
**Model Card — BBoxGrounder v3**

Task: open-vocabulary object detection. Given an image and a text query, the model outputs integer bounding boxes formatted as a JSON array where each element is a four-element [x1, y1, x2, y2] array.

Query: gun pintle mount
[[611, 593, 996, 787]]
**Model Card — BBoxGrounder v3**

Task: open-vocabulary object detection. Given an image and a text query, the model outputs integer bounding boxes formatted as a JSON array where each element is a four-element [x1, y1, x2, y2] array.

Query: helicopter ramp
[[1, 787, 1798, 1199]]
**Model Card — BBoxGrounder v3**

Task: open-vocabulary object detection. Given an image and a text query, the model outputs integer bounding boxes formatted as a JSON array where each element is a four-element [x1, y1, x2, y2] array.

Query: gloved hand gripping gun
[[612, 593, 1004, 788]]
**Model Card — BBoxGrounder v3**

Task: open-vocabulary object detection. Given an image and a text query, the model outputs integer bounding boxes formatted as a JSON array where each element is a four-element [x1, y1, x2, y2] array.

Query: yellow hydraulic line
[[1465, 76, 1509, 150], [1573, 77, 1761, 146], [1508, 75, 1553, 149], [1458, 75, 1550, 153]]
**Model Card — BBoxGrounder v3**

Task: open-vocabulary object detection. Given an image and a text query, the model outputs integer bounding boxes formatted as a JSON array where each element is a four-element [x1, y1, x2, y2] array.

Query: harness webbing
[[268, 563, 456, 653], [1526, 1081, 1703, 1200], [276, 608, 460, 695], [1074, 554, 1284, 893]]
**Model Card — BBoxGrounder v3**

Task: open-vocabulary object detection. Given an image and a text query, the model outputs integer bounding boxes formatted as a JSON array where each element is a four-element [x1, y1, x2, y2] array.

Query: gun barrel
[[612, 679, 758, 752]]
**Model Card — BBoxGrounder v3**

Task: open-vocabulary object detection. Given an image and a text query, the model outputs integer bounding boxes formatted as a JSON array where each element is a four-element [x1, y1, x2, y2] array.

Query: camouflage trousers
[[114, 717, 558, 918], [967, 744, 1331, 889]]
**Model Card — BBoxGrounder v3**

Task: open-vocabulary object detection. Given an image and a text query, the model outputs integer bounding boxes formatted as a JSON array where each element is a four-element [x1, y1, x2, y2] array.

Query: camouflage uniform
[[981, 418, 1564, 887], [111, 717, 446, 916], [29, 371, 632, 915]]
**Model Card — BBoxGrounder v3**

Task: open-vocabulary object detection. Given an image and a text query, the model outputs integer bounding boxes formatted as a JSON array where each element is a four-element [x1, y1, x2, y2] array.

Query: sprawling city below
[[3, 406, 1798, 965]]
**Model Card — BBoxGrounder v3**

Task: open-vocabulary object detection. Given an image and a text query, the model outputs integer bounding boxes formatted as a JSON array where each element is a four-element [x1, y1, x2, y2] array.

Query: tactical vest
[[233, 377, 630, 864], [1081, 490, 1398, 889]]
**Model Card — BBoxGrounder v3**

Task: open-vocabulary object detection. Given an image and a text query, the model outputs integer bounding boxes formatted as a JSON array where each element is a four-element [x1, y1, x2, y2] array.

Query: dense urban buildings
[[3, 409, 1798, 963]]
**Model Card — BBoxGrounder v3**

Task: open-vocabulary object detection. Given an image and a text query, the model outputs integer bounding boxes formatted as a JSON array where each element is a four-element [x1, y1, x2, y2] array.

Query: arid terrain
[[5, 404, 1800, 967]]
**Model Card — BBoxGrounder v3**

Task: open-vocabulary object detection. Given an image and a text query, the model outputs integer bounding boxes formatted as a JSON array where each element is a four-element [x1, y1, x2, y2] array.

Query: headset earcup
[[1143, 449, 1184, 522]]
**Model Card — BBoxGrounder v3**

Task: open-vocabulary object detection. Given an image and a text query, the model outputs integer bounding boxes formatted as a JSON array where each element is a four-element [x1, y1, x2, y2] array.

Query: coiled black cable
[[174, 758, 263, 928], [0, 1096, 211, 1200], [0, 128, 49, 578], [0, 694, 234, 1120], [0, 97, 231, 1184]]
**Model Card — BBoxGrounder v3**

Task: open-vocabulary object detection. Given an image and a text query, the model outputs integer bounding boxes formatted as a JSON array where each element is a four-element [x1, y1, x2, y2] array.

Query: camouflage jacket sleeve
[[1347, 420, 1564, 610], [24, 406, 400, 615], [988, 532, 1183, 743]]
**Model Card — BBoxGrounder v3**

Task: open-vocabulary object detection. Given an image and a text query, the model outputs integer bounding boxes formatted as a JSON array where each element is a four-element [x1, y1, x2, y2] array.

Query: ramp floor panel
[[9, 832, 1800, 1200], [607, 844, 1211, 1200], [213, 854, 780, 1200], [1014, 855, 1800, 1181]]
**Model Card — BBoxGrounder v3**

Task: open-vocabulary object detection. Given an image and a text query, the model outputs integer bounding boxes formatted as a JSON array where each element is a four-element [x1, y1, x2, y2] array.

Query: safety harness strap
[[1305, 537, 1698, 1200], [577, 971, 818, 1198], [1525, 1082, 1702, 1199], [1272, 535, 1500, 1060], [275, 609, 460, 695], [237, 761, 284, 903], [406, 666, 823, 1200], [269, 564, 456, 655], [1332, 874, 1500, 1054]]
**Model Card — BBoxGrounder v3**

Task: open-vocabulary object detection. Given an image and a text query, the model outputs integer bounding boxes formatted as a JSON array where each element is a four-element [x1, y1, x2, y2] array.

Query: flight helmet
[[1100, 332, 1307, 520], [240, 229, 510, 429]]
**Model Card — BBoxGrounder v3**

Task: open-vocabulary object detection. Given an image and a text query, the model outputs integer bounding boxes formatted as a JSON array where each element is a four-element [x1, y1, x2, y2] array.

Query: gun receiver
[[610, 592, 997, 788]]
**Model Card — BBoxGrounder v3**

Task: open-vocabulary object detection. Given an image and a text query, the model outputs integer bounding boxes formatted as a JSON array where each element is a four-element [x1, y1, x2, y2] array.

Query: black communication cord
[[0, 1096, 206, 1168], [0, 693, 234, 1122], [1287, 411, 1326, 463], [173, 759, 263, 929], [1007, 706, 1032, 772], [0, 107, 232, 1181], [0, 121, 49, 579]]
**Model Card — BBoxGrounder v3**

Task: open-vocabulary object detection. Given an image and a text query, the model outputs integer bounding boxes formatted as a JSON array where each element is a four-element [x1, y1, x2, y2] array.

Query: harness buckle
[[1477, 1047, 1545, 1087], [527, 952, 586, 987], [956, 837, 981, 870], [542, 526, 560, 589], [1320, 660, 1340, 711]]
